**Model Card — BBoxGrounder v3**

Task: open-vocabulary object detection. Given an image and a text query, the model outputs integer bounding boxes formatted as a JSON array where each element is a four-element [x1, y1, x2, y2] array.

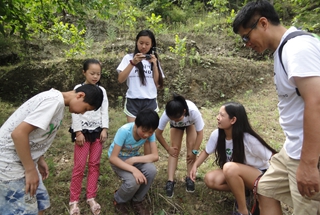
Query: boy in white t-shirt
[[0, 84, 103, 215], [233, 1, 320, 214]]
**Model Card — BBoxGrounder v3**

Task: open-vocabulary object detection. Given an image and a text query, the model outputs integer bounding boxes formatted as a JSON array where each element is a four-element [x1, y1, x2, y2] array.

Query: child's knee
[[204, 173, 215, 187], [146, 164, 157, 179], [124, 180, 140, 192], [222, 162, 238, 177], [143, 163, 158, 179]]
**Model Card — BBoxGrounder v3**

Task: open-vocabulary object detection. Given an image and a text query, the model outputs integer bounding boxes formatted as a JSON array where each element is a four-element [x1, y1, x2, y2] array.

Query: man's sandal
[[87, 198, 101, 215], [69, 201, 80, 215]]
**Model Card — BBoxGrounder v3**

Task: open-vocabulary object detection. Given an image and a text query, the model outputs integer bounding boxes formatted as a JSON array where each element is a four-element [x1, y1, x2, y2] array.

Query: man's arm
[[11, 121, 38, 196], [295, 76, 320, 197]]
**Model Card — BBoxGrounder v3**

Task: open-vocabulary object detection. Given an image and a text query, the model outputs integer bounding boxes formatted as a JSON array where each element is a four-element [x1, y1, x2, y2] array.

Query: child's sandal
[[87, 198, 101, 215], [69, 201, 80, 215]]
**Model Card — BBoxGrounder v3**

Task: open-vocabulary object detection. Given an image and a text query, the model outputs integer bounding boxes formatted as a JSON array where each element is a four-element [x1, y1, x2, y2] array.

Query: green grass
[[0, 80, 290, 215]]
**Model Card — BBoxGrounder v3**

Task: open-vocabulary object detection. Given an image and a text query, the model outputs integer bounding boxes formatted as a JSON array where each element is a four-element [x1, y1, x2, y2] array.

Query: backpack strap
[[278, 31, 314, 96]]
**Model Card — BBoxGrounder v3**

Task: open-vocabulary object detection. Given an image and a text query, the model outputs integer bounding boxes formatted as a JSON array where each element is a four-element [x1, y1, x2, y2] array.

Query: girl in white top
[[156, 94, 204, 197], [117, 29, 164, 123], [69, 59, 109, 215], [190, 102, 277, 215]]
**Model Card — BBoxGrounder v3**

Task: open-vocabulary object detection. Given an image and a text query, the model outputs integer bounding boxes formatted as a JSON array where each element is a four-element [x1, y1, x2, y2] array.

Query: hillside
[[0, 30, 273, 108]]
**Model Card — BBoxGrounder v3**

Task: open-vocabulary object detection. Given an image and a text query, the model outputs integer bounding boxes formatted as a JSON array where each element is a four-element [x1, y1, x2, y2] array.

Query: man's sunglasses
[[242, 18, 260, 44]]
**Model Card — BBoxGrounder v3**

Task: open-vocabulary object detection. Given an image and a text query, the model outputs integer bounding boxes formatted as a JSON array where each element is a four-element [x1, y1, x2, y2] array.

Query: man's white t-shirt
[[158, 100, 204, 131], [0, 89, 65, 180], [205, 129, 272, 170], [274, 27, 320, 159], [117, 53, 164, 99]]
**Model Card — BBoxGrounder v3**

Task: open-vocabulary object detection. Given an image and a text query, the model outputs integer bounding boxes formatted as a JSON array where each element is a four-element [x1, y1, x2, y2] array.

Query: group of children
[[0, 28, 277, 215]]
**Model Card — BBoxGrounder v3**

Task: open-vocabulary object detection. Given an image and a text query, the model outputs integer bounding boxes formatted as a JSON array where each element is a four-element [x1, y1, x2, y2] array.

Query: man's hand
[[296, 162, 320, 197]]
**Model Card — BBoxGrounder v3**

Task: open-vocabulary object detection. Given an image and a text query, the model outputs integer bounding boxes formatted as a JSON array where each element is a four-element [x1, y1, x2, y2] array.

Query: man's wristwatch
[[192, 150, 199, 155]]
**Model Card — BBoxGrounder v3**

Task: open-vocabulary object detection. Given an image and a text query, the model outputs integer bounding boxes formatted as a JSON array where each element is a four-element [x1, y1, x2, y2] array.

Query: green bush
[[166, 5, 187, 23]]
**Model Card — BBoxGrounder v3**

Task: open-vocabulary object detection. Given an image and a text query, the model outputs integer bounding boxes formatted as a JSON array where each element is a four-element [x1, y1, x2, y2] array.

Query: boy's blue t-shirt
[[108, 122, 155, 158]]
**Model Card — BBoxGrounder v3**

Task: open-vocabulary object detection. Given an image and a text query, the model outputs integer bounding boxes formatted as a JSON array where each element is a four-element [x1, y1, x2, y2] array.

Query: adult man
[[232, 0, 320, 214]]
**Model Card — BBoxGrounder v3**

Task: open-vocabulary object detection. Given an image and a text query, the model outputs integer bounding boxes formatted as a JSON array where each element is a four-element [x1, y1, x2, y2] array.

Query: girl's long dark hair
[[134, 29, 163, 89], [165, 93, 189, 119], [215, 102, 277, 169]]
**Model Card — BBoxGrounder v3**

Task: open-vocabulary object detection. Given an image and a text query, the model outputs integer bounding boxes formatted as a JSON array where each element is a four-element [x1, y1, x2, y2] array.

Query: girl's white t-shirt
[[205, 129, 272, 170], [158, 100, 205, 131], [117, 53, 164, 99]]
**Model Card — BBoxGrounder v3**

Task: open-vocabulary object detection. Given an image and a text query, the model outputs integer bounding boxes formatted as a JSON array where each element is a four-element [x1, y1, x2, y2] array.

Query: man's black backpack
[[278, 30, 320, 96]]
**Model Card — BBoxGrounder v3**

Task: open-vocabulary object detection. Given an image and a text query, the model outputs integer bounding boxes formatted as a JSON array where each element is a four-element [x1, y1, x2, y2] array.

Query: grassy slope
[[0, 75, 289, 215]]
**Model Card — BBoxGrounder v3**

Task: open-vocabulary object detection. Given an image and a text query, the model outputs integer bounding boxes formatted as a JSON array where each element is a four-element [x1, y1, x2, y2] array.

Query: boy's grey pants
[[111, 161, 157, 203]]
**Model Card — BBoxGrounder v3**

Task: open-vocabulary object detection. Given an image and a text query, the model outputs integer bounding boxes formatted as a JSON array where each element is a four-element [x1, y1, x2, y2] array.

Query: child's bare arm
[[11, 122, 38, 196], [109, 144, 148, 184], [125, 141, 159, 165]]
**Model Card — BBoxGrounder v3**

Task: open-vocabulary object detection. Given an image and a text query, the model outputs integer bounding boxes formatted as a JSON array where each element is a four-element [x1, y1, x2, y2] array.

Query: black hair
[[215, 102, 277, 169], [135, 109, 159, 131], [134, 29, 164, 89], [232, 0, 280, 34], [75, 84, 103, 111], [83, 58, 102, 85], [165, 93, 189, 119]]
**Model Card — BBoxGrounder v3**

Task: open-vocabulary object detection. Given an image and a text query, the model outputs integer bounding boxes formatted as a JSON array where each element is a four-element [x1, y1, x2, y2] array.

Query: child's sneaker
[[233, 210, 252, 215], [131, 199, 151, 215], [233, 200, 252, 215], [185, 176, 195, 193], [113, 200, 130, 215], [165, 180, 175, 198]]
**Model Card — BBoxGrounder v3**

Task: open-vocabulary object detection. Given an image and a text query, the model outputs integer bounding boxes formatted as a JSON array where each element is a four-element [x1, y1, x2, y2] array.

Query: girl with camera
[[116, 29, 164, 124]]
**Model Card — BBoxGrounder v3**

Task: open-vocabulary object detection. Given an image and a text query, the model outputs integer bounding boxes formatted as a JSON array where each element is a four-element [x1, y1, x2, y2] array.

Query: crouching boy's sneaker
[[165, 180, 175, 198], [185, 176, 195, 193], [131, 199, 151, 215], [113, 200, 130, 215]]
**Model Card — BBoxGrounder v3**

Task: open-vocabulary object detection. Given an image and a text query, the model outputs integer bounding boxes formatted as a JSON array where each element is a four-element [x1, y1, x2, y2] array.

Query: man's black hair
[[232, 0, 280, 34]]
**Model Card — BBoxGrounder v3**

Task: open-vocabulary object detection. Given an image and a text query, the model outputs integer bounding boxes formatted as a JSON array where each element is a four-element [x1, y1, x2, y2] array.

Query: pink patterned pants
[[69, 138, 102, 202]]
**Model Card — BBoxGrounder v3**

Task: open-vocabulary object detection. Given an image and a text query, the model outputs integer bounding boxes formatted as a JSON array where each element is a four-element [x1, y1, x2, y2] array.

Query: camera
[[145, 54, 151, 60]]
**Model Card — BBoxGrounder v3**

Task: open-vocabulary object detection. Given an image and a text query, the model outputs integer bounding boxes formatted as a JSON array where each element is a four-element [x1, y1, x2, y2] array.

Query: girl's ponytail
[[166, 93, 189, 119]]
